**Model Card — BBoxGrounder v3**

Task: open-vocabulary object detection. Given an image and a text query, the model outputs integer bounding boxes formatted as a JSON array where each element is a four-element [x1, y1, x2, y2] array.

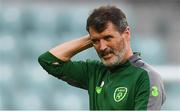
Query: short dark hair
[[86, 5, 128, 33]]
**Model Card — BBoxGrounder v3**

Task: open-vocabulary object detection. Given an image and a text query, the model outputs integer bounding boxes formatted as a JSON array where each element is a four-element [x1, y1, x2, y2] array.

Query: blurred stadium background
[[0, 0, 180, 110]]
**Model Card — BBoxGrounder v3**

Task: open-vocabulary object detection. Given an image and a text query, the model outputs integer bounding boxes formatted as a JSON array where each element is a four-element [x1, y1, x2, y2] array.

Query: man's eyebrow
[[90, 34, 113, 40], [90, 36, 99, 39], [101, 34, 113, 39], [91, 38, 98, 41], [103, 35, 113, 37]]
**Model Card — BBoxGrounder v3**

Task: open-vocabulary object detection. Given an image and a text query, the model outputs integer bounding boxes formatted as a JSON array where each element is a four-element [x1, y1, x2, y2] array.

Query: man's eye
[[92, 39, 99, 45], [91, 39, 99, 45], [104, 36, 112, 41]]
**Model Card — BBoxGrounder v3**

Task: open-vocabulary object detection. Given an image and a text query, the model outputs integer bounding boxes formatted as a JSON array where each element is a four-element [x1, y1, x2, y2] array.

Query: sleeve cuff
[[39, 51, 65, 64]]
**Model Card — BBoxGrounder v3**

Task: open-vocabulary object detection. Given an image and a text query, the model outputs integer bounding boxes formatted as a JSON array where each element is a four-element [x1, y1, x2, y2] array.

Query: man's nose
[[99, 40, 107, 51]]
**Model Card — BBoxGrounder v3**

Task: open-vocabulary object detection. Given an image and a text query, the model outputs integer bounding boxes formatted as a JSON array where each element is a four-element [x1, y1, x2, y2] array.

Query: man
[[38, 5, 166, 110]]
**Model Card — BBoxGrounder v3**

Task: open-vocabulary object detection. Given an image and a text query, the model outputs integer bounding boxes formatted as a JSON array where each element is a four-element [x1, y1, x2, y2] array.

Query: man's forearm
[[49, 35, 92, 61]]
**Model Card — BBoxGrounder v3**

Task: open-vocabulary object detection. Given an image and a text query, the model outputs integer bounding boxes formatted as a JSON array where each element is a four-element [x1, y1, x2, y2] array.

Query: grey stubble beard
[[101, 45, 127, 67]]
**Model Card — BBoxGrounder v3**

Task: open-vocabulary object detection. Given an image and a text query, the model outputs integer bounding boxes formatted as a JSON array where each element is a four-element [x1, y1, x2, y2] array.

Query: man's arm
[[135, 70, 166, 110], [38, 34, 94, 89], [49, 34, 93, 61]]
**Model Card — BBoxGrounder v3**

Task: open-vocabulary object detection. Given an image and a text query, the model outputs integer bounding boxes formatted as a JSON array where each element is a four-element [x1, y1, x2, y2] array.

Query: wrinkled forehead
[[89, 22, 119, 39]]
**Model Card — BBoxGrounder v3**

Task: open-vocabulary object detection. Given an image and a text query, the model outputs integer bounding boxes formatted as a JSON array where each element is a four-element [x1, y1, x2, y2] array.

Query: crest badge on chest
[[113, 87, 128, 102]]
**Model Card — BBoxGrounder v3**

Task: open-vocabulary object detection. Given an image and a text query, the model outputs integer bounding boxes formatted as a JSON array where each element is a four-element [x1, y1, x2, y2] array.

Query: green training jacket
[[38, 51, 166, 110]]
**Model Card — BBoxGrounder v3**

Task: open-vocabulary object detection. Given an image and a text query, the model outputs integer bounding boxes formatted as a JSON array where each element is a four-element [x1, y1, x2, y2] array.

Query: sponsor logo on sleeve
[[152, 86, 159, 97]]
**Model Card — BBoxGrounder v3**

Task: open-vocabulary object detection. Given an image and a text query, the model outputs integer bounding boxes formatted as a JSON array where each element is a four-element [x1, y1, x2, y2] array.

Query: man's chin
[[101, 57, 119, 67]]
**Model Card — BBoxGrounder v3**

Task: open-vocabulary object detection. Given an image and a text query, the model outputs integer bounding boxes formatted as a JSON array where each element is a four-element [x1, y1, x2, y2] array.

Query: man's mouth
[[102, 53, 113, 60]]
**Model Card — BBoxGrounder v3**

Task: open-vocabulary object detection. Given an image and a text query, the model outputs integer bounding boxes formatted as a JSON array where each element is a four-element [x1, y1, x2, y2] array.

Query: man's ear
[[123, 26, 130, 41]]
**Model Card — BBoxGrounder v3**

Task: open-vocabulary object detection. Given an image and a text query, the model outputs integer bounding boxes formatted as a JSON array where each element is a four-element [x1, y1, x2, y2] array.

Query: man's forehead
[[89, 22, 117, 38]]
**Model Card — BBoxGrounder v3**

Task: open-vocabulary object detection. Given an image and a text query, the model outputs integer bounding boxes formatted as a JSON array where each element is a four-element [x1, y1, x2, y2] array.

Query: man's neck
[[120, 48, 133, 64]]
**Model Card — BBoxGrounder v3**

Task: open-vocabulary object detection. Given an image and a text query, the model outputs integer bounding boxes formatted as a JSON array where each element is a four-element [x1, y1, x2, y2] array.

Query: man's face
[[89, 22, 130, 67]]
